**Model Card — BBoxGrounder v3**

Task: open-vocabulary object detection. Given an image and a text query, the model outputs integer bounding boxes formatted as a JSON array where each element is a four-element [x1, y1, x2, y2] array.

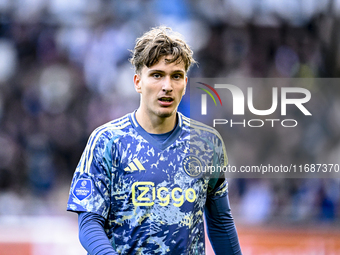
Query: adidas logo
[[124, 158, 146, 172]]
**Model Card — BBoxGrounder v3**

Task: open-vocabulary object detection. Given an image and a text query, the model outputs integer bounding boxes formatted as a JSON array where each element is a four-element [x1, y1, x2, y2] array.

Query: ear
[[134, 74, 142, 93]]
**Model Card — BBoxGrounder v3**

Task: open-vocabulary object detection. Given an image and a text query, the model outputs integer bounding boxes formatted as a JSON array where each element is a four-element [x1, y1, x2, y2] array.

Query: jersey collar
[[129, 110, 183, 151]]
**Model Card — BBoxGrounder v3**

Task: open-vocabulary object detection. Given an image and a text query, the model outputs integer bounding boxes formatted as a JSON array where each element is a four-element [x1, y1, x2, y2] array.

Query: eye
[[173, 74, 183, 80], [152, 73, 161, 78]]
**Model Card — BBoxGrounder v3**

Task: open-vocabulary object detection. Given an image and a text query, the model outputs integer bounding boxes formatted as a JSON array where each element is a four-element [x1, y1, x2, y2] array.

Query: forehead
[[143, 56, 186, 73]]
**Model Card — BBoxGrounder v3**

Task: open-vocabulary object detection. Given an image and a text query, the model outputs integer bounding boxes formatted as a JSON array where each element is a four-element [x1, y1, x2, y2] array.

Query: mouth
[[158, 97, 174, 102], [158, 97, 174, 106]]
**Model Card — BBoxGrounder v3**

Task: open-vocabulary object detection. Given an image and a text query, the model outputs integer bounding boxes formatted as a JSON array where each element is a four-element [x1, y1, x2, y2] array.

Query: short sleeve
[[67, 130, 114, 219], [208, 134, 228, 197], [208, 178, 229, 198]]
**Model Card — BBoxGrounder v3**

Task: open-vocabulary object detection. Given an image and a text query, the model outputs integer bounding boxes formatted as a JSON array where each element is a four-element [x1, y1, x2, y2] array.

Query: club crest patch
[[73, 179, 92, 201], [182, 155, 202, 178]]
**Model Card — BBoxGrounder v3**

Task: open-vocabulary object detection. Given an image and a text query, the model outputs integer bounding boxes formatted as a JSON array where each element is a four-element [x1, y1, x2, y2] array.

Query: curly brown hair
[[129, 26, 197, 74]]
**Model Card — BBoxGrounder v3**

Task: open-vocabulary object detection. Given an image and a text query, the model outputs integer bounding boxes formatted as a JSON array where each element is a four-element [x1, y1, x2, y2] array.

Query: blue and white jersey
[[67, 112, 228, 255]]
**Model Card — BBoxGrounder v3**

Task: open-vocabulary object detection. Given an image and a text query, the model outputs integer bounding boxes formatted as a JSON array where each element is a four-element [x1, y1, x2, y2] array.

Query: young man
[[67, 26, 242, 255]]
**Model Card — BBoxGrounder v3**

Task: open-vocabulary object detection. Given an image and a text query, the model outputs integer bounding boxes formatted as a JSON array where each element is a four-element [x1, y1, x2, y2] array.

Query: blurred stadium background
[[0, 0, 340, 254]]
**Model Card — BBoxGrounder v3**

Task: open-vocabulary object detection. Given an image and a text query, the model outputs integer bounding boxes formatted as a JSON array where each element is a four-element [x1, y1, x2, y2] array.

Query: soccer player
[[67, 26, 242, 255]]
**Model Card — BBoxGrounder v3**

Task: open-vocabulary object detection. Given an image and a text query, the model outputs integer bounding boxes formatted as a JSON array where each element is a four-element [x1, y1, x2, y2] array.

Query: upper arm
[[67, 130, 115, 218]]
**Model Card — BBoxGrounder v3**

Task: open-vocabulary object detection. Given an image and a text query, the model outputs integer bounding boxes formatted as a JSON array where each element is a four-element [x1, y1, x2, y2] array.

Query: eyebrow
[[148, 69, 185, 74]]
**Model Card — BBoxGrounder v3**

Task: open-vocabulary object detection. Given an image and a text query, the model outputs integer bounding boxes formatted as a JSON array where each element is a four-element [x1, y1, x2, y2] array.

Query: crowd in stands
[[0, 0, 339, 225]]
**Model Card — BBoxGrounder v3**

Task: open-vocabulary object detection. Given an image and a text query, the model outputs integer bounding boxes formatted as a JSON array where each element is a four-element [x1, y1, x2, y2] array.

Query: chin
[[157, 109, 176, 118]]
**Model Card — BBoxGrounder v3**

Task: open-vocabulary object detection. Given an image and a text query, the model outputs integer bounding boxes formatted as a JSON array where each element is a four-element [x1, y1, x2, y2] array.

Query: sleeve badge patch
[[73, 179, 92, 201]]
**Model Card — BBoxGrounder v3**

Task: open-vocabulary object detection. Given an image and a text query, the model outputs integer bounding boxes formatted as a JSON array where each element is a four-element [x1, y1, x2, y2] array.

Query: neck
[[135, 108, 177, 134]]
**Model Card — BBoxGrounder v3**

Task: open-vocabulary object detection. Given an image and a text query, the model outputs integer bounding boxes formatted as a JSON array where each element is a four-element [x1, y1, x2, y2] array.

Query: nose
[[162, 76, 173, 92]]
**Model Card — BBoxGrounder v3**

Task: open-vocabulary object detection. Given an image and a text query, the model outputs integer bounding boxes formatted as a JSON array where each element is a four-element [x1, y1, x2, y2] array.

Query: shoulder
[[88, 113, 133, 146], [179, 112, 228, 166], [179, 112, 224, 142]]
